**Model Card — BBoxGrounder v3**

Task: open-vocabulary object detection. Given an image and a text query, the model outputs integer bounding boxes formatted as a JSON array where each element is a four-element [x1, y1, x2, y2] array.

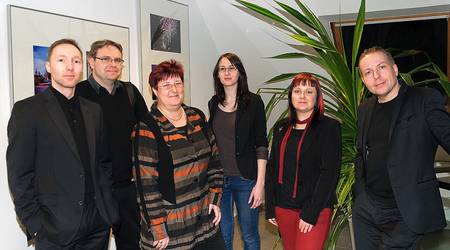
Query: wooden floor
[[232, 208, 450, 250], [232, 211, 352, 250]]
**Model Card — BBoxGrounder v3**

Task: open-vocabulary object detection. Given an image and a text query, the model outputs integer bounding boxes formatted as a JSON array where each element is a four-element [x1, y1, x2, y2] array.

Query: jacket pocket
[[37, 193, 57, 207], [396, 114, 416, 129], [417, 179, 438, 191]]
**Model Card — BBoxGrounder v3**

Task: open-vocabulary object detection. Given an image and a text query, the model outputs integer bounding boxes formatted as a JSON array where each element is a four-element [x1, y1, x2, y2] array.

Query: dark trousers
[[193, 231, 227, 250], [35, 196, 110, 250], [353, 190, 423, 250], [113, 183, 140, 250]]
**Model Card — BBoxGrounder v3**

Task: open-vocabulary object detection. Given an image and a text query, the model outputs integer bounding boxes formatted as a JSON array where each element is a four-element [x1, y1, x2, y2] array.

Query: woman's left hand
[[298, 219, 313, 233], [209, 204, 221, 226], [248, 182, 264, 209]]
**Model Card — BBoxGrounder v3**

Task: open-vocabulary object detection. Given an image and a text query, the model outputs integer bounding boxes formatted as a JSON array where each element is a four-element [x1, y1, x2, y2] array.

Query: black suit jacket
[[6, 88, 118, 245], [265, 116, 341, 225], [208, 93, 268, 179], [354, 84, 450, 233]]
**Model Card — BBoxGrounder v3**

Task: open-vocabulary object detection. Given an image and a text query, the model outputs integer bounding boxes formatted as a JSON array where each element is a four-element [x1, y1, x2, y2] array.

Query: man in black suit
[[7, 39, 118, 249], [77, 40, 148, 250], [353, 46, 450, 249]]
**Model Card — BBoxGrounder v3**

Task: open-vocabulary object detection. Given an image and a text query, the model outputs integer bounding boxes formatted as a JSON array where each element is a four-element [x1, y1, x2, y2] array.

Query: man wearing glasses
[[77, 39, 148, 250], [353, 46, 450, 249]]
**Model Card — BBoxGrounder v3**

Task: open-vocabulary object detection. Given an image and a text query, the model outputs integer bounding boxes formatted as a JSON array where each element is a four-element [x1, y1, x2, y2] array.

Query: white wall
[[1, 0, 449, 248], [195, 0, 450, 124], [201, 0, 450, 91], [0, 0, 141, 248], [0, 0, 219, 248]]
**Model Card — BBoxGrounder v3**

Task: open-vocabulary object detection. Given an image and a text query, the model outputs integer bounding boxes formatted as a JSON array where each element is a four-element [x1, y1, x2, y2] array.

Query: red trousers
[[275, 207, 332, 250]]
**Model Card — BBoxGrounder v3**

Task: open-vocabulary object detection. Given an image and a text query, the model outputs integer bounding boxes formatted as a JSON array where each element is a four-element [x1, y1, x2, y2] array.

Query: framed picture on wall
[[7, 5, 130, 105], [139, 0, 190, 107], [32, 45, 51, 94], [150, 14, 181, 53]]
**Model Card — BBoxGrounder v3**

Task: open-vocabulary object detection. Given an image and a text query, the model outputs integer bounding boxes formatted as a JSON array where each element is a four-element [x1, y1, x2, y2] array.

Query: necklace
[[158, 106, 184, 121]]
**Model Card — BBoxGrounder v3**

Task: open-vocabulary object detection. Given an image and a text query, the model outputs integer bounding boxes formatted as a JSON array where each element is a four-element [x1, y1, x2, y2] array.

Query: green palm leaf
[[265, 73, 298, 83], [351, 0, 365, 70], [234, 0, 446, 248], [237, 1, 366, 248]]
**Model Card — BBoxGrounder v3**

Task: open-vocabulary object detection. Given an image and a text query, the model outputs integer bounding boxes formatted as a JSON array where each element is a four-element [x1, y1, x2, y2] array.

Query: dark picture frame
[[150, 14, 181, 53], [330, 12, 449, 79]]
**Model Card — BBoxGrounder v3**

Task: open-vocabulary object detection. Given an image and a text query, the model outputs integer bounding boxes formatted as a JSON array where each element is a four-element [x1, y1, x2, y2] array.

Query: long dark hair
[[213, 53, 250, 106], [287, 73, 324, 125]]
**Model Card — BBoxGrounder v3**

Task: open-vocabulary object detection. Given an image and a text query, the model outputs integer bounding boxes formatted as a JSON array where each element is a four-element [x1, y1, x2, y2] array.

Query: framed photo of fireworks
[[7, 5, 129, 104], [139, 0, 190, 106]]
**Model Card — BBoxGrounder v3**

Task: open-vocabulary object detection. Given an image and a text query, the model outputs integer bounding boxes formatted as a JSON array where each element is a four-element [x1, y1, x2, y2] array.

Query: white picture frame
[[139, 0, 190, 107], [8, 5, 130, 104]]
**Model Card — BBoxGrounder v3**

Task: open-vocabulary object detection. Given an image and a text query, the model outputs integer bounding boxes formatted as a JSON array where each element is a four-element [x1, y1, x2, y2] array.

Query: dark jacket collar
[[87, 74, 122, 95], [362, 81, 410, 147]]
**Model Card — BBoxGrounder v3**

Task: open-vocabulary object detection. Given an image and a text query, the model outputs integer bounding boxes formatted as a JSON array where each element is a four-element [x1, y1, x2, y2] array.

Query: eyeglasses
[[218, 65, 237, 74], [94, 56, 124, 65], [361, 63, 391, 79], [292, 88, 316, 97], [158, 81, 184, 90]]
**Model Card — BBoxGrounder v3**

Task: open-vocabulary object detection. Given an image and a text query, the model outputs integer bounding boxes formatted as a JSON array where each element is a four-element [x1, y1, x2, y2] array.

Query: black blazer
[[266, 116, 341, 225], [208, 93, 268, 179], [354, 84, 450, 233], [6, 89, 118, 245]]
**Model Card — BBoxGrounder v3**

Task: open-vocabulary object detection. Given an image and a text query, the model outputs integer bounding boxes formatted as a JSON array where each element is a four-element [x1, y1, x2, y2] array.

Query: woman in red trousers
[[265, 73, 341, 250]]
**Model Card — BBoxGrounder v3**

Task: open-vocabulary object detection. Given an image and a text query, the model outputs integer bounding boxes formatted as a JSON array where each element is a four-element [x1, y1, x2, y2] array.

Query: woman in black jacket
[[265, 73, 341, 250], [209, 53, 268, 250]]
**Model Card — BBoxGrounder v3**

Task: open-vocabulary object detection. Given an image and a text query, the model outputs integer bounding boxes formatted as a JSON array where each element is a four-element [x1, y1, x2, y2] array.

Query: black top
[[50, 86, 94, 194], [208, 92, 268, 180], [212, 108, 240, 176], [354, 84, 450, 233], [77, 76, 148, 185], [6, 87, 119, 243], [276, 128, 304, 208], [366, 96, 399, 204], [266, 116, 341, 225]]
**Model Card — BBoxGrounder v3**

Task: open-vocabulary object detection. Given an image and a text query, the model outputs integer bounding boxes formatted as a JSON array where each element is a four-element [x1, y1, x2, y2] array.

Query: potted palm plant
[[237, 0, 450, 249], [237, 0, 366, 248]]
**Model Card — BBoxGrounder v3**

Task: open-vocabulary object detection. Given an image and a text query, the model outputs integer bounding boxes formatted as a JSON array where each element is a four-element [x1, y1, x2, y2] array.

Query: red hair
[[279, 73, 325, 198], [288, 73, 324, 124], [149, 59, 184, 89]]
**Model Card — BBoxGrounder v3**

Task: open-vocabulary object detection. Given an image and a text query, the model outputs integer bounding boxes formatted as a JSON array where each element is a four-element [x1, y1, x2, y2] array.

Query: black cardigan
[[265, 116, 341, 225], [208, 92, 268, 179]]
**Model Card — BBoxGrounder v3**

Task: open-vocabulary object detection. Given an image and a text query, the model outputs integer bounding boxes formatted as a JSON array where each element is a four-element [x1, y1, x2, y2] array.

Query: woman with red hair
[[265, 73, 341, 250]]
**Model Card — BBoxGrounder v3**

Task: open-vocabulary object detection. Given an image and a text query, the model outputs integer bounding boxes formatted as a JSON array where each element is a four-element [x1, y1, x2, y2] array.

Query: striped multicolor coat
[[132, 103, 223, 249]]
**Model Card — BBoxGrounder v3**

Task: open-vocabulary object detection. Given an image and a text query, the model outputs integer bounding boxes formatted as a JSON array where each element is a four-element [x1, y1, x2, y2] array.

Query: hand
[[248, 182, 264, 209], [268, 218, 278, 227], [209, 204, 221, 226], [298, 219, 313, 233], [152, 237, 169, 250]]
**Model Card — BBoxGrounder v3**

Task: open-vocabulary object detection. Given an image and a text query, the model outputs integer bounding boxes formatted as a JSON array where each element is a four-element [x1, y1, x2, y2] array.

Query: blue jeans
[[220, 176, 260, 250]]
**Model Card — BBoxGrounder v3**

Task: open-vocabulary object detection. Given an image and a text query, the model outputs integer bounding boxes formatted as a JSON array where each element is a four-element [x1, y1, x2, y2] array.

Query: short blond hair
[[48, 38, 82, 59], [359, 46, 395, 66]]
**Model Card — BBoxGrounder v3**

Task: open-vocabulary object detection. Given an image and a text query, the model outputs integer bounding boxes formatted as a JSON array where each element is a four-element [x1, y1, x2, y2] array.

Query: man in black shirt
[[7, 39, 118, 249], [353, 46, 450, 249], [77, 39, 148, 250]]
